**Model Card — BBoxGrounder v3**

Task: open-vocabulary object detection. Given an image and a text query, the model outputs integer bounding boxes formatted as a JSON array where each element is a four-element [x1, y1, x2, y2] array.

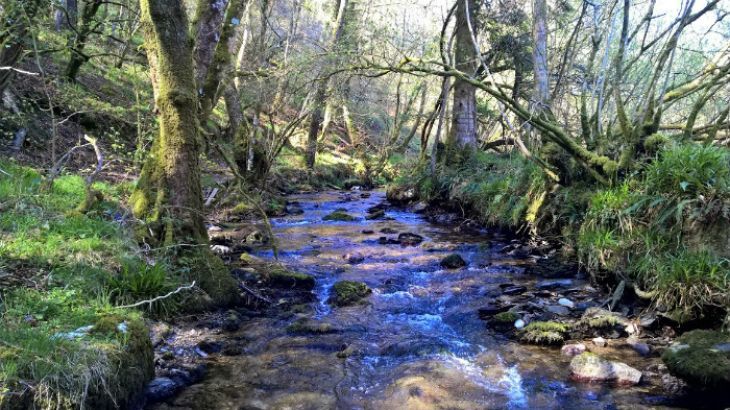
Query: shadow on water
[[154, 190, 709, 410]]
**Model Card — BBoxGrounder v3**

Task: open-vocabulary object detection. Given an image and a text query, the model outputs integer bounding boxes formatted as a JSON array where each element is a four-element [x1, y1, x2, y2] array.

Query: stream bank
[[145, 190, 727, 410]]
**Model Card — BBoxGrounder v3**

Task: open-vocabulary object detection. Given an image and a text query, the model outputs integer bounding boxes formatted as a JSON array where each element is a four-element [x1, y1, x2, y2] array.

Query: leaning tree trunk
[[446, 0, 479, 163]]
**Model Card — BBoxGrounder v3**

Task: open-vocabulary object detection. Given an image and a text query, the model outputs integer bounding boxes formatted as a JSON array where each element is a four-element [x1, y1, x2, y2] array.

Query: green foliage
[[578, 144, 730, 322], [0, 289, 151, 409], [0, 161, 157, 407], [392, 151, 546, 229], [108, 259, 174, 313], [644, 144, 730, 199]]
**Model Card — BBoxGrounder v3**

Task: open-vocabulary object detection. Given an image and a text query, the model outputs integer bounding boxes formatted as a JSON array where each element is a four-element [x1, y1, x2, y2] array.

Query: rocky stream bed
[[143, 190, 729, 410]]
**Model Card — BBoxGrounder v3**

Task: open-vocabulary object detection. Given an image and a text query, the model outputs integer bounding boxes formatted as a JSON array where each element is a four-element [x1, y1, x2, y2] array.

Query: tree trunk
[[446, 0, 478, 160], [64, 0, 102, 82], [130, 0, 207, 246], [192, 0, 230, 101], [304, 0, 349, 169], [531, 0, 550, 112], [305, 81, 327, 168]]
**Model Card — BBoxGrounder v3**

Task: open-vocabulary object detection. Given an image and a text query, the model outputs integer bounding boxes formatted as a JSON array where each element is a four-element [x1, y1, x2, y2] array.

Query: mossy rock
[[179, 248, 240, 309], [519, 321, 570, 345], [239, 252, 265, 265], [493, 311, 519, 324], [440, 254, 467, 269], [267, 267, 315, 290], [662, 329, 730, 388], [323, 210, 357, 221], [328, 281, 372, 307], [579, 308, 626, 330], [0, 318, 154, 410]]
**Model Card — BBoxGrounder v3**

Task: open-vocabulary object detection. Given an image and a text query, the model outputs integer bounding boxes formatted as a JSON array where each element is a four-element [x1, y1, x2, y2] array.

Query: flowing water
[[156, 190, 682, 410]]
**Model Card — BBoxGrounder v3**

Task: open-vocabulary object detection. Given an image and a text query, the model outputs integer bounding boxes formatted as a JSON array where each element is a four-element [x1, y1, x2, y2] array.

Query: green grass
[[0, 159, 162, 407], [391, 151, 545, 229], [577, 144, 730, 323]]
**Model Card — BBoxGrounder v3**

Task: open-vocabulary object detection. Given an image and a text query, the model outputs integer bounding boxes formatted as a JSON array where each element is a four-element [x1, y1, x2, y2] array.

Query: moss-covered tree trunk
[[131, 0, 239, 308], [130, 0, 208, 246]]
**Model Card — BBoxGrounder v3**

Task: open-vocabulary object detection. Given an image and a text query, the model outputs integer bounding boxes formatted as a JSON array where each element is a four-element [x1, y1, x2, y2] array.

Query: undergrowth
[[0, 159, 168, 407]]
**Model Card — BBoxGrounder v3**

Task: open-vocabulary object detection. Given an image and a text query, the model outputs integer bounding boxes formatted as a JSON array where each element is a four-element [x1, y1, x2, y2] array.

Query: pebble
[[561, 343, 586, 357], [558, 298, 575, 308], [514, 319, 526, 329], [592, 337, 607, 347]]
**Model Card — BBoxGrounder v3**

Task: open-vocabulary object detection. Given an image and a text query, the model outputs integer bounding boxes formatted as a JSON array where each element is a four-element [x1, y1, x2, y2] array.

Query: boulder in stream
[[662, 329, 730, 388], [328, 281, 372, 306], [570, 352, 642, 385], [440, 254, 467, 269], [398, 232, 424, 246], [323, 210, 357, 221], [561, 343, 586, 357], [266, 267, 315, 290]]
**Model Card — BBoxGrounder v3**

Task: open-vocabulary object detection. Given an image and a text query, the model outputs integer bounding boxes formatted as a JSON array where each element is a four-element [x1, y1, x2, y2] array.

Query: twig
[[239, 282, 271, 304], [0, 66, 40, 76], [116, 281, 197, 309]]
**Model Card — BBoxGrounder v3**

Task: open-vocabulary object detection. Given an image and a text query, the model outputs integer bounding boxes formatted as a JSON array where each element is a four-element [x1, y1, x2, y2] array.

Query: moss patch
[[328, 281, 371, 306], [662, 329, 730, 388], [520, 321, 570, 345], [266, 267, 315, 290], [493, 311, 519, 324]]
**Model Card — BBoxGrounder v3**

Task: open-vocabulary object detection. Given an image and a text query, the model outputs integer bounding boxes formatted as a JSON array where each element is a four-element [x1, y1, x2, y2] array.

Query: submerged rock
[[380, 227, 399, 234], [627, 337, 651, 356], [287, 318, 338, 334], [440, 254, 467, 269], [222, 310, 241, 332], [366, 209, 386, 220], [343, 252, 365, 264], [561, 343, 587, 357], [477, 303, 510, 318], [398, 232, 424, 246], [545, 305, 570, 316], [536, 279, 574, 290], [328, 281, 372, 306], [662, 329, 730, 388], [502, 285, 527, 296], [323, 210, 357, 221], [570, 352, 642, 385]]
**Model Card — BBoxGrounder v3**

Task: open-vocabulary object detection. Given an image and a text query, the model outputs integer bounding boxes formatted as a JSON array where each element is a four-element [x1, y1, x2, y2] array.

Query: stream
[[152, 190, 684, 410]]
